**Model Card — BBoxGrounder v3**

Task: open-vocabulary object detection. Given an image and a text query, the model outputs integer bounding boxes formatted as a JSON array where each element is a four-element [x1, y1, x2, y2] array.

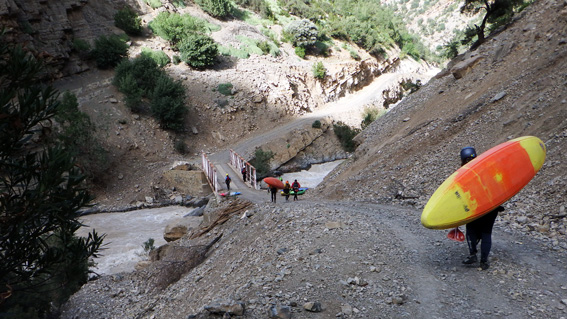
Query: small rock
[[204, 299, 245, 316], [491, 91, 507, 102], [268, 305, 292, 319], [303, 301, 323, 312]]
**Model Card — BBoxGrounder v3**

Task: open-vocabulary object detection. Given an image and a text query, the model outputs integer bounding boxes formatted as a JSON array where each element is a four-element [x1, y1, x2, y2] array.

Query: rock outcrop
[[0, 0, 132, 77]]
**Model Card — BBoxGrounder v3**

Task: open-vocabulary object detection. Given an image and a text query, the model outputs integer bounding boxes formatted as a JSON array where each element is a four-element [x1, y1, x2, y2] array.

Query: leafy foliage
[[143, 238, 156, 252], [312, 120, 322, 128], [148, 12, 214, 45], [284, 19, 318, 48], [144, 0, 162, 9], [278, 0, 430, 60], [217, 83, 234, 96], [196, 0, 233, 18], [0, 37, 103, 318], [333, 121, 360, 152], [114, 6, 142, 36], [360, 106, 385, 129], [55, 92, 109, 183], [295, 46, 306, 58], [233, 0, 274, 19], [113, 55, 163, 102], [141, 47, 171, 67], [113, 55, 188, 131], [91, 34, 129, 69], [250, 148, 274, 178], [151, 75, 188, 131], [178, 33, 218, 68], [312, 61, 326, 79], [460, 0, 529, 48]]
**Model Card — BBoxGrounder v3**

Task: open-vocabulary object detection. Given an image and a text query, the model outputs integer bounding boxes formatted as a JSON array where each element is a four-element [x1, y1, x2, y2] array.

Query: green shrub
[[217, 83, 234, 96], [172, 55, 182, 64], [312, 61, 326, 79], [174, 138, 187, 154], [360, 106, 385, 129], [56, 91, 109, 181], [312, 120, 322, 128], [177, 33, 218, 68], [218, 45, 250, 59], [72, 38, 91, 53], [234, 0, 274, 19], [145, 0, 162, 9], [149, 12, 212, 45], [196, 0, 232, 18], [285, 19, 318, 48], [257, 40, 271, 54], [349, 48, 360, 60], [333, 121, 360, 152], [91, 34, 129, 69], [113, 55, 163, 98], [143, 238, 156, 252], [249, 148, 274, 178], [114, 6, 142, 36], [151, 75, 187, 131], [118, 74, 145, 112], [295, 46, 305, 58], [141, 47, 171, 67]]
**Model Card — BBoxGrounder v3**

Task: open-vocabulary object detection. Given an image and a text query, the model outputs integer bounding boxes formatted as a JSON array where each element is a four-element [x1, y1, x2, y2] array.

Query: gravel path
[[61, 199, 567, 319]]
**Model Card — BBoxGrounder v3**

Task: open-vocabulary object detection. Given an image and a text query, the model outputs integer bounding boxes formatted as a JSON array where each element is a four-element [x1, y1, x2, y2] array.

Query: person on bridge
[[291, 179, 301, 201], [269, 185, 278, 203], [459, 146, 504, 270], [225, 174, 231, 190], [241, 166, 247, 182]]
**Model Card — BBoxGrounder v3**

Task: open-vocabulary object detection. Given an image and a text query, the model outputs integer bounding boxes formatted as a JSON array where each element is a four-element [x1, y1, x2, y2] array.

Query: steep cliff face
[[0, 0, 128, 77]]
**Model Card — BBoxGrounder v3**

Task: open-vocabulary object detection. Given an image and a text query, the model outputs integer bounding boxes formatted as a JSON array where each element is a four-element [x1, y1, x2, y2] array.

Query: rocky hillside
[[315, 0, 567, 250]]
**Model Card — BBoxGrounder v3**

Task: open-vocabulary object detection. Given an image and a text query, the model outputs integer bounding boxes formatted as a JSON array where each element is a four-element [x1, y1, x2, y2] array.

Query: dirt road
[[61, 199, 567, 318]]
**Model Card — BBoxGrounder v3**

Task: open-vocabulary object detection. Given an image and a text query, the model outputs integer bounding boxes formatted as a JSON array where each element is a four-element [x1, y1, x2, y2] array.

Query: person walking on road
[[225, 174, 231, 190], [283, 181, 291, 201], [269, 185, 278, 203], [459, 146, 504, 270], [291, 179, 301, 201]]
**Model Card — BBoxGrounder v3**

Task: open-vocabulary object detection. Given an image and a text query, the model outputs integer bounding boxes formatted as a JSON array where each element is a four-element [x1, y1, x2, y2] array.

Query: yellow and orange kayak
[[421, 136, 546, 229]]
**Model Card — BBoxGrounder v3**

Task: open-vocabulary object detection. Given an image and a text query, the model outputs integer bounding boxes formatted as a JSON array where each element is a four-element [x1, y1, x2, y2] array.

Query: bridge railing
[[230, 149, 258, 189], [202, 152, 221, 194]]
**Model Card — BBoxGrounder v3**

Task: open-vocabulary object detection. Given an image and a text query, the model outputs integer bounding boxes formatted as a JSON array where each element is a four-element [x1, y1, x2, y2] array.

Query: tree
[[0, 37, 104, 317], [461, 0, 526, 49], [285, 19, 318, 48]]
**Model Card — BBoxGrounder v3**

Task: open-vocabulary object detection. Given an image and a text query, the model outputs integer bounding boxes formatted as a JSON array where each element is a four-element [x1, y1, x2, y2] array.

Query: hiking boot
[[480, 261, 490, 270], [462, 254, 478, 264]]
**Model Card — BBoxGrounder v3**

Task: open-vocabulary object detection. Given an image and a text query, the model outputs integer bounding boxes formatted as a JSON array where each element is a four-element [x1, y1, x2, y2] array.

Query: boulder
[[450, 55, 484, 79]]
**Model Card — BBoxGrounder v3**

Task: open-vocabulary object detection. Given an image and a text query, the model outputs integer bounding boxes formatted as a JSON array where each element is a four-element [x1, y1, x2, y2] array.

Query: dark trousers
[[466, 209, 498, 262], [270, 190, 277, 202]]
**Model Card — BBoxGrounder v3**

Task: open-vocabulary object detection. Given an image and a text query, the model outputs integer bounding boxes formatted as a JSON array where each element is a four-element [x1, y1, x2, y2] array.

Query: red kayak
[[263, 177, 284, 189]]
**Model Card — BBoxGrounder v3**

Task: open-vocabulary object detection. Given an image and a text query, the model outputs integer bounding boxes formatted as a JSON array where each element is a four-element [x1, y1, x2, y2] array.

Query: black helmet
[[460, 147, 476, 164]]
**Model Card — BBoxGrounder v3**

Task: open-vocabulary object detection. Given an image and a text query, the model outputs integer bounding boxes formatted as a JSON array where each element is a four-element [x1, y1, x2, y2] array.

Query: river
[[76, 160, 343, 275]]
